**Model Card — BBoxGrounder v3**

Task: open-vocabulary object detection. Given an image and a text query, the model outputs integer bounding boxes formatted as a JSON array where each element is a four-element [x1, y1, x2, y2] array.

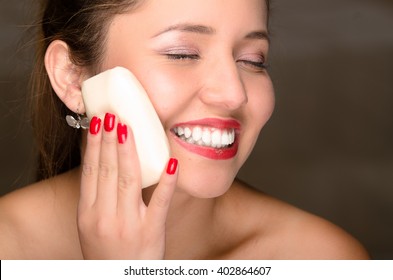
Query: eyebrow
[[153, 23, 270, 42], [245, 30, 270, 43], [152, 23, 215, 37]]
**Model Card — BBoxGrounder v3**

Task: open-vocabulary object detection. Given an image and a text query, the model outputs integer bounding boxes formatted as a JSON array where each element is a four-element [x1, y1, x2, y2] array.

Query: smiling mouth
[[170, 118, 240, 160], [172, 126, 236, 149]]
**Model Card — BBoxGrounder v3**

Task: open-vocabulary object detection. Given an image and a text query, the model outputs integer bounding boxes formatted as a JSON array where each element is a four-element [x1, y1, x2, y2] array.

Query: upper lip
[[171, 118, 241, 130]]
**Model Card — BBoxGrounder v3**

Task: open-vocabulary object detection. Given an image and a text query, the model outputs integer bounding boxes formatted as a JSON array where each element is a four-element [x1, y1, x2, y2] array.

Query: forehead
[[117, 0, 268, 33]]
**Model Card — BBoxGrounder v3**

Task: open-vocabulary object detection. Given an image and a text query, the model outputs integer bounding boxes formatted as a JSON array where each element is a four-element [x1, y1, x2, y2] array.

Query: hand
[[77, 113, 178, 259]]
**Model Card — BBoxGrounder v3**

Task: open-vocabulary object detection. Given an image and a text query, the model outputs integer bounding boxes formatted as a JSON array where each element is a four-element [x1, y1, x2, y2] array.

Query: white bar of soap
[[82, 67, 170, 188]]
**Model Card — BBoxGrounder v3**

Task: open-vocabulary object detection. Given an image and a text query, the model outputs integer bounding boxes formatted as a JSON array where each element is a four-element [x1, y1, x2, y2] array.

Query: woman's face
[[100, 0, 274, 197]]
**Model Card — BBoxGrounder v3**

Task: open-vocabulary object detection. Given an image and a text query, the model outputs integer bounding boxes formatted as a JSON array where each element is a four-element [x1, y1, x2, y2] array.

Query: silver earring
[[66, 110, 90, 130]]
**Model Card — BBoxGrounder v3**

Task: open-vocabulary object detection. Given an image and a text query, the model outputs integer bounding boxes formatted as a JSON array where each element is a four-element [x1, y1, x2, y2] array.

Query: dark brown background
[[1, 0, 392, 259]]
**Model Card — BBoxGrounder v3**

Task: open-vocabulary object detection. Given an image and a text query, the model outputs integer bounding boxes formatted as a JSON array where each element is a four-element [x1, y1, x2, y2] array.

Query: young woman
[[0, 0, 369, 259]]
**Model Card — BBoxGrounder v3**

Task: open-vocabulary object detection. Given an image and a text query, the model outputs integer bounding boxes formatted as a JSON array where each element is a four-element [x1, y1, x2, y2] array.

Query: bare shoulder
[[0, 179, 52, 259], [0, 170, 81, 259], [271, 203, 370, 259], [219, 180, 369, 259]]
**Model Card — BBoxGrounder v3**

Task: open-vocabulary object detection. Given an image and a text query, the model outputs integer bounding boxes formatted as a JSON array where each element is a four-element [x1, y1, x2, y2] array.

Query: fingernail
[[166, 158, 178, 175], [89, 116, 101, 135], [104, 113, 115, 132], [117, 123, 128, 144]]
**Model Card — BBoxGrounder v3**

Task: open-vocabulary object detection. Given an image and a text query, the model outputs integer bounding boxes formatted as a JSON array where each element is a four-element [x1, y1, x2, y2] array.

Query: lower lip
[[171, 133, 239, 160]]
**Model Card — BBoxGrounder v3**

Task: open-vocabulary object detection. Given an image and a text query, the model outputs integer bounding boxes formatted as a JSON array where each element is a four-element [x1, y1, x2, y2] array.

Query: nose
[[199, 57, 248, 111]]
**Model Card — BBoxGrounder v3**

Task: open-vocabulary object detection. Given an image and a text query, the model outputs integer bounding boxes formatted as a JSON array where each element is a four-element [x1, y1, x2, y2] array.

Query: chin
[[176, 167, 237, 199], [169, 135, 247, 198]]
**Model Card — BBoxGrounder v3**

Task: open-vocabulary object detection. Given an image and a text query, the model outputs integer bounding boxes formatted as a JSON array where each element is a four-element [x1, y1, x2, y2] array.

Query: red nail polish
[[117, 123, 128, 144], [166, 158, 178, 175], [104, 113, 115, 132], [89, 116, 101, 135]]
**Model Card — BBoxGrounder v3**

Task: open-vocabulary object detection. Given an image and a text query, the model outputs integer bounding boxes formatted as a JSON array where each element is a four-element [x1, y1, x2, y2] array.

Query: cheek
[[258, 90, 275, 126], [138, 67, 196, 122], [241, 78, 275, 155], [247, 77, 275, 128]]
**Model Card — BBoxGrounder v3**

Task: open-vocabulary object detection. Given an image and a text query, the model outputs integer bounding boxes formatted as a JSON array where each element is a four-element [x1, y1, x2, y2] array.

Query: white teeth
[[184, 127, 192, 138], [202, 129, 211, 146], [192, 126, 202, 142], [211, 130, 221, 148], [174, 126, 236, 148], [177, 127, 184, 136], [229, 130, 235, 143], [221, 130, 229, 145]]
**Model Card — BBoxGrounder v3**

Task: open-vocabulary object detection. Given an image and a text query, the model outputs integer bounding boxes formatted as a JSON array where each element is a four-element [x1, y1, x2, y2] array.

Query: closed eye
[[166, 53, 200, 60], [238, 59, 268, 70]]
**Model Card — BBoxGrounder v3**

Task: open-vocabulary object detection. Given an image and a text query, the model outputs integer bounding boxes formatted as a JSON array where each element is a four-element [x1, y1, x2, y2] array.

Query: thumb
[[146, 158, 178, 227]]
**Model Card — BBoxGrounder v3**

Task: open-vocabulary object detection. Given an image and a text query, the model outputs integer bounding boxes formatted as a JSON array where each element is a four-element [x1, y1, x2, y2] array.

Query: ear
[[44, 40, 86, 113]]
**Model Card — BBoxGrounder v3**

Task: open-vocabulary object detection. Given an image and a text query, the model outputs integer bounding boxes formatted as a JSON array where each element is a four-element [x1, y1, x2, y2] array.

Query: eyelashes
[[237, 53, 268, 71], [163, 50, 268, 72], [166, 53, 200, 61], [238, 59, 269, 71]]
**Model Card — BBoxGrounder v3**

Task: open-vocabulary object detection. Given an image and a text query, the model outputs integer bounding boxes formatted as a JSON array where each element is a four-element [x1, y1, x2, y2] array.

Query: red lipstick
[[171, 118, 241, 160]]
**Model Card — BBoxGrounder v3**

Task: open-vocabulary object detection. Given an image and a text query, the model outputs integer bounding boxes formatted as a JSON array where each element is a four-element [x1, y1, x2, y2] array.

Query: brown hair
[[30, 0, 270, 181], [31, 0, 143, 180]]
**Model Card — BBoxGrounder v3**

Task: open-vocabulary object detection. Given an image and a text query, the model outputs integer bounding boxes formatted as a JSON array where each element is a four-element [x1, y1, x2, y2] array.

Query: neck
[[143, 185, 220, 259]]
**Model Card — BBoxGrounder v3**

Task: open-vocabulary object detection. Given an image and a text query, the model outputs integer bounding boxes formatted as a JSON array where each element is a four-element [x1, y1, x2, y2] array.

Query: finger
[[79, 116, 102, 210], [95, 113, 119, 212], [146, 158, 178, 229], [116, 123, 143, 217]]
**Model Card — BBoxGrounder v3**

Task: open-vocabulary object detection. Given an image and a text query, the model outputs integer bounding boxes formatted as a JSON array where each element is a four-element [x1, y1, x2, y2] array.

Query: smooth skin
[[0, 0, 369, 259]]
